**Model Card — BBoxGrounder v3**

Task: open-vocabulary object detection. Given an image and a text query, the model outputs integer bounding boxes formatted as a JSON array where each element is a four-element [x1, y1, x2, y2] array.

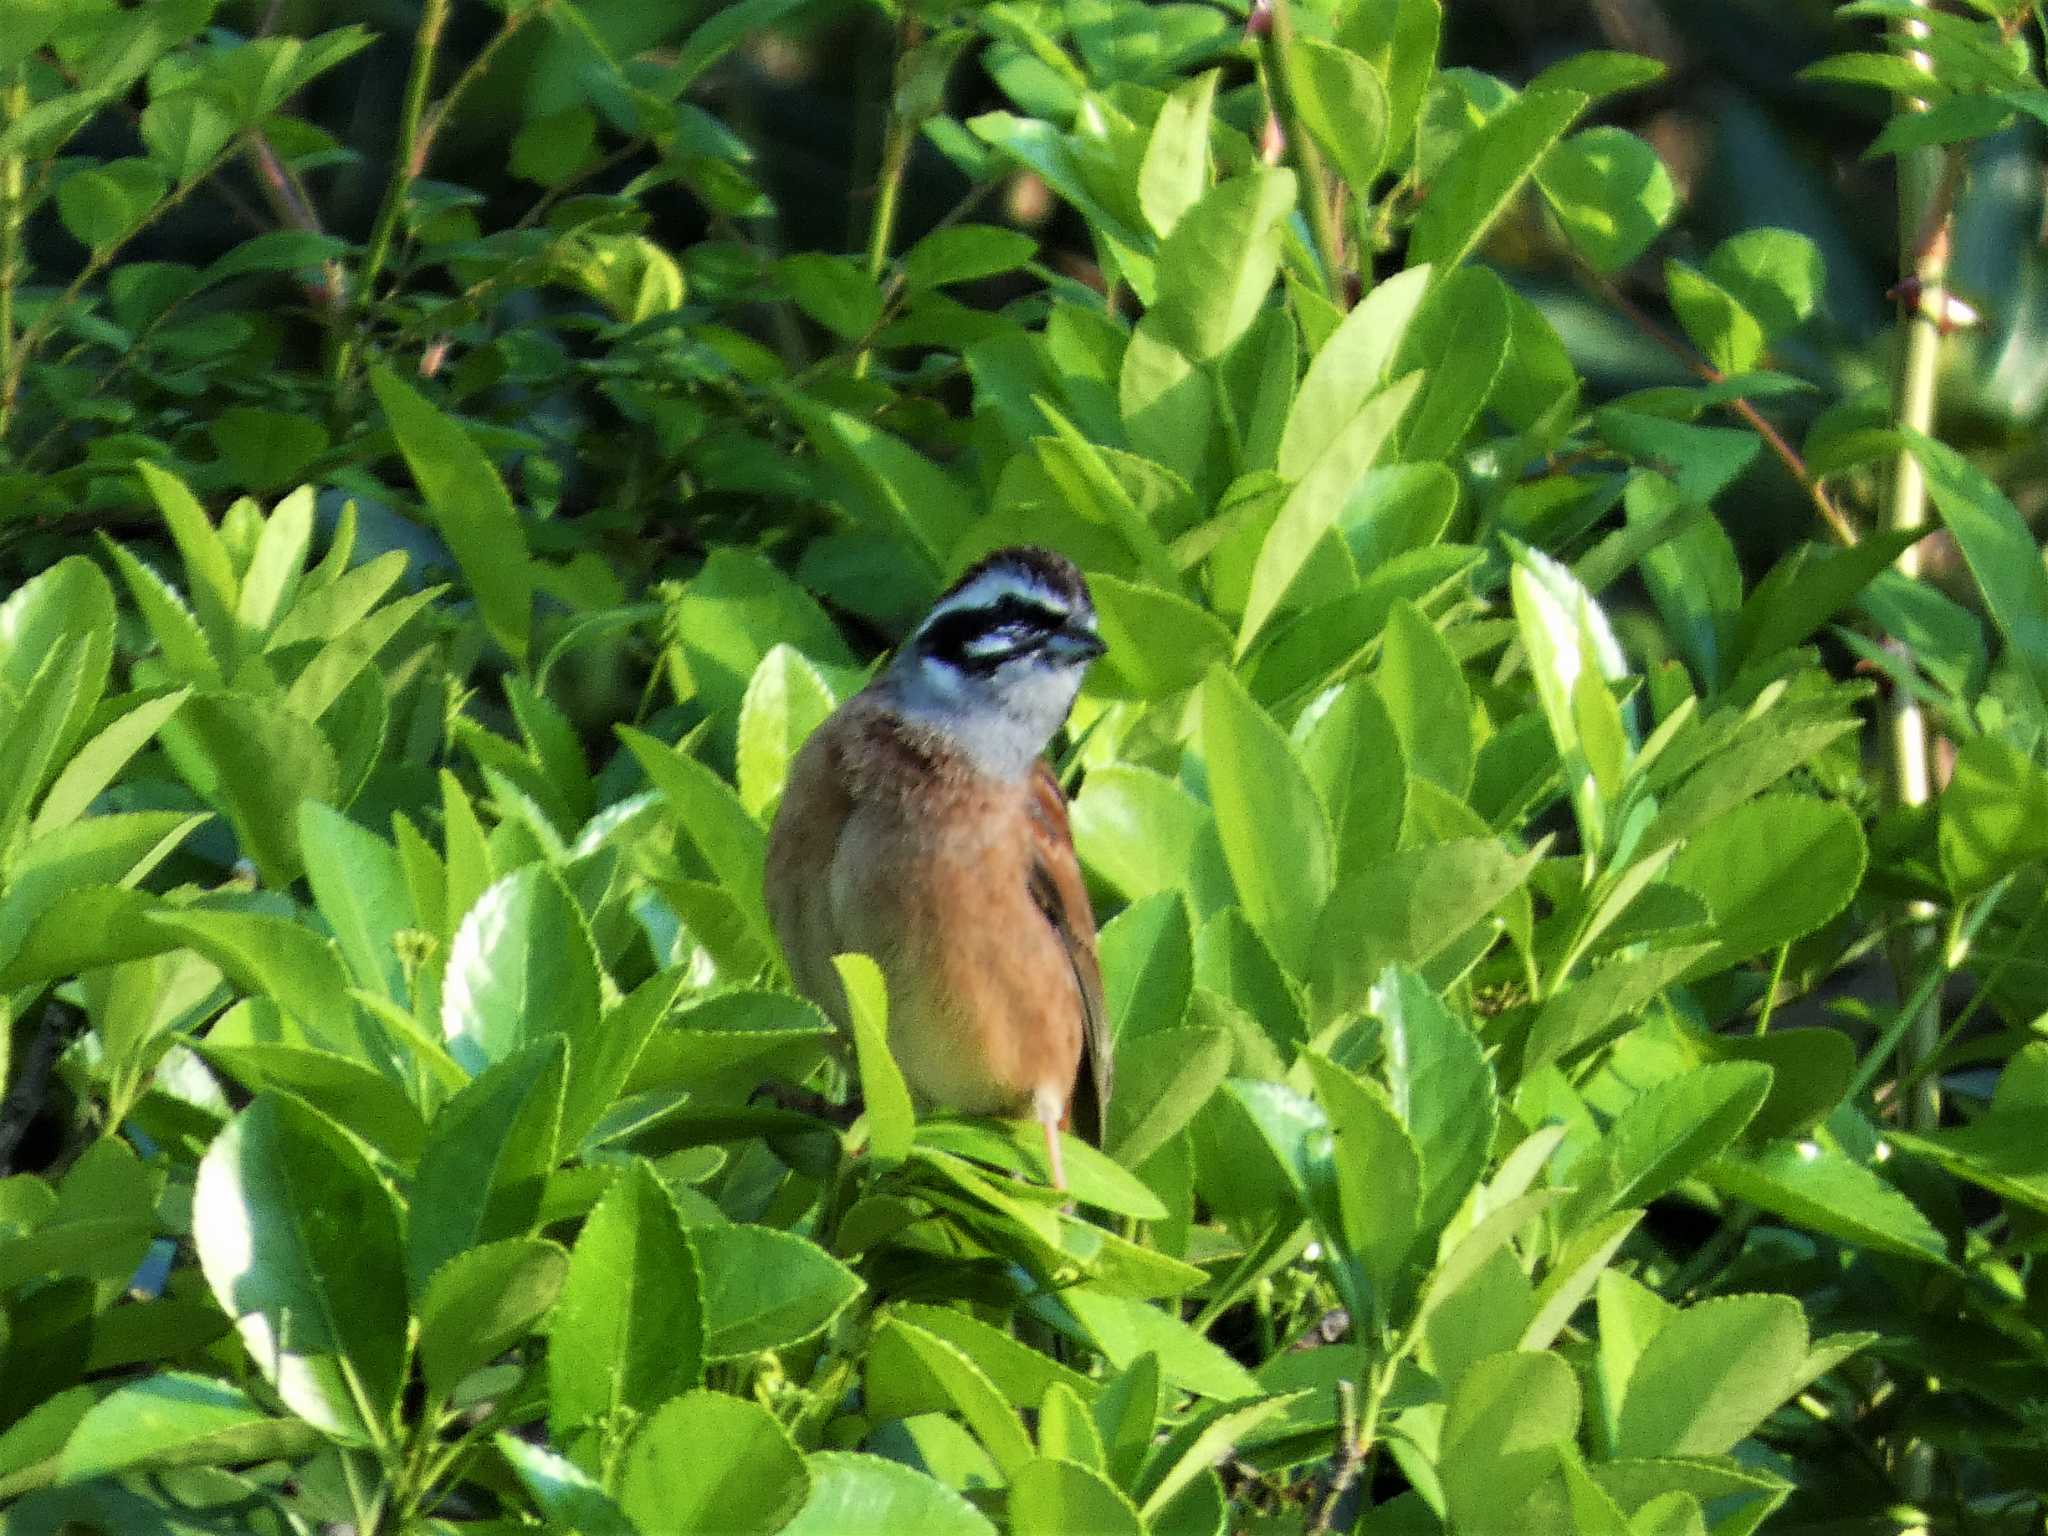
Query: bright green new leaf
[[1200, 666, 1334, 975], [1288, 37, 1389, 195], [1150, 166, 1297, 362], [838, 952, 914, 1166]]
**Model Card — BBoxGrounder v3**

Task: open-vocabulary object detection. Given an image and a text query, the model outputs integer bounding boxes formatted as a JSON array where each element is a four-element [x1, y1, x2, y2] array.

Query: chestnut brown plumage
[[763, 547, 1109, 1188]]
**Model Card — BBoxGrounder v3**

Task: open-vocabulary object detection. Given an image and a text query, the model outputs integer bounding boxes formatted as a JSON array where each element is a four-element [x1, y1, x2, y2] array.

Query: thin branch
[[328, 0, 454, 396], [1588, 268, 1859, 546]]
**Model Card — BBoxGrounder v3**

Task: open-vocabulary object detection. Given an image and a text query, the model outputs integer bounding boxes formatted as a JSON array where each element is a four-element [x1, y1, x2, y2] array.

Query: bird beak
[[1050, 622, 1106, 664]]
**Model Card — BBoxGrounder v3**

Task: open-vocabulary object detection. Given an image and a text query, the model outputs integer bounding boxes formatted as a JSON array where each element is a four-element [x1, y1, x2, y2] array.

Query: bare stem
[[854, 20, 920, 379], [329, 0, 454, 396], [1258, 0, 1348, 306], [1884, 3, 1954, 1140]]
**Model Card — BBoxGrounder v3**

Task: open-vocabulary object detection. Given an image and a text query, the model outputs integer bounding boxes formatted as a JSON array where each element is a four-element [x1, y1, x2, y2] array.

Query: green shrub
[[3, 1, 2048, 1532]]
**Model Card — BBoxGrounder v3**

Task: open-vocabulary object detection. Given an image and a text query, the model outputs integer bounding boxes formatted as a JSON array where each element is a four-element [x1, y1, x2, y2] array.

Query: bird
[[764, 546, 1111, 1190]]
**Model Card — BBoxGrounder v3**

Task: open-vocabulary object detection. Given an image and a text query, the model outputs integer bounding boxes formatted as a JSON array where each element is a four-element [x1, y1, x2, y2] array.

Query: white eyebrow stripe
[[918, 569, 1071, 633]]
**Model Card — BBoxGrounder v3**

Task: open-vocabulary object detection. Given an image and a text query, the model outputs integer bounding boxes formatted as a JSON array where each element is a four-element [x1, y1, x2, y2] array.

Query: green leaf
[[0, 554, 115, 774], [497, 1436, 636, 1536], [1393, 265, 1510, 462], [369, 365, 533, 662], [868, 1316, 1035, 1474], [1411, 87, 1587, 273], [1528, 50, 1667, 101], [1939, 735, 2048, 894], [1304, 1053, 1420, 1324], [1377, 602, 1473, 797], [1087, 574, 1233, 699], [548, 1159, 705, 1437], [1278, 265, 1430, 478], [1665, 260, 1763, 376], [297, 802, 411, 1002], [839, 952, 914, 1166], [1536, 127, 1675, 273], [1201, 665, 1334, 974], [783, 1451, 998, 1536], [1150, 166, 1297, 361], [1008, 1457, 1145, 1536], [193, 1037, 426, 1167], [1614, 1293, 1807, 1457], [1060, 1288, 1261, 1399], [418, 1237, 570, 1401], [1296, 680, 1406, 876], [1734, 530, 1923, 669], [1524, 948, 1715, 1074], [1138, 70, 1217, 237], [617, 1390, 809, 1536], [1377, 965, 1495, 1236], [157, 690, 339, 886], [408, 1037, 566, 1296], [1706, 228, 1823, 339], [1439, 1350, 1581, 1533], [902, 225, 1039, 290], [1289, 37, 1389, 194], [785, 402, 970, 572], [1312, 837, 1541, 1015], [149, 908, 359, 1057], [1706, 1143, 1949, 1265], [192, 1094, 408, 1445], [1097, 891, 1193, 1043], [621, 726, 774, 951], [140, 86, 237, 181], [692, 1225, 863, 1357], [1239, 374, 1421, 649], [1107, 1025, 1232, 1168], [32, 687, 189, 837], [891, 1302, 1099, 1410], [780, 252, 885, 338], [1905, 427, 2048, 708], [1195, 907, 1304, 1053], [1701, 1028, 1857, 1143], [1666, 795, 1867, 971], [57, 1373, 313, 1482], [1070, 765, 1221, 907], [736, 644, 838, 819], [55, 158, 166, 248], [1890, 1110, 2048, 1216], [442, 865, 603, 1073], [1509, 546, 1625, 853], [1585, 1062, 1773, 1216]]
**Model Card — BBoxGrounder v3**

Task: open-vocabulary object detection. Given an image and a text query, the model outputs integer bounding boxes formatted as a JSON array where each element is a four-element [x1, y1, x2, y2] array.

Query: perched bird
[[764, 546, 1110, 1189]]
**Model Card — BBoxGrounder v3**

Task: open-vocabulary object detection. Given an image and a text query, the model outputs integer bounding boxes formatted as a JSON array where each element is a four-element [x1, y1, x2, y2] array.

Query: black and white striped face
[[884, 548, 1105, 778]]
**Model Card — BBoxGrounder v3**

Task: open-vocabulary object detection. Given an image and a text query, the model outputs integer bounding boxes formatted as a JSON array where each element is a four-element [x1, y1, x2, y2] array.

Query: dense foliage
[[3, 0, 2048, 1532]]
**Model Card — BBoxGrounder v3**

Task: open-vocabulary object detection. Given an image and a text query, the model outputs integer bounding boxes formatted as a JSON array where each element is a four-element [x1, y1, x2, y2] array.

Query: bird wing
[[1026, 759, 1110, 1143]]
